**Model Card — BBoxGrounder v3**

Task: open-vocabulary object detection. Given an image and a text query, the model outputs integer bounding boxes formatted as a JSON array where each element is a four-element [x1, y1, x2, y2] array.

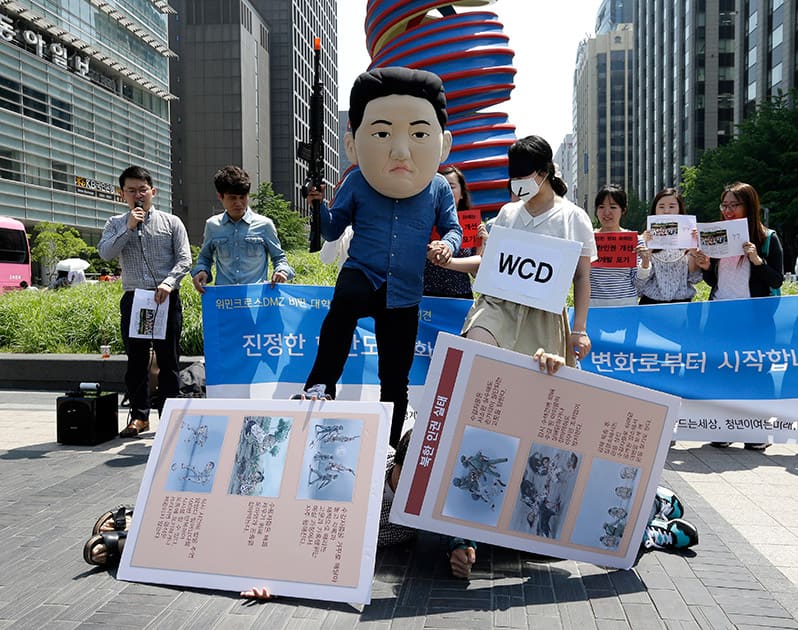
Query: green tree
[[30, 222, 92, 283], [251, 182, 307, 250], [681, 90, 798, 272]]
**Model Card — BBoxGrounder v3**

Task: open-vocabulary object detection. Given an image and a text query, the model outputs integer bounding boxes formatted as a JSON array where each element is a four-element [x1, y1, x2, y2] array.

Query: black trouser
[[305, 268, 419, 447], [120, 290, 182, 421], [639, 295, 692, 305]]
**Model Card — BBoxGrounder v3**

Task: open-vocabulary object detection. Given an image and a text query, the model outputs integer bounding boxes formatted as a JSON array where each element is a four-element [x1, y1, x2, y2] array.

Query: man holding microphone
[[99, 166, 192, 437]]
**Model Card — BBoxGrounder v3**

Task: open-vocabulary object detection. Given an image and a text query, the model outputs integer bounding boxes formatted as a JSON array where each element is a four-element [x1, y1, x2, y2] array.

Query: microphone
[[135, 200, 143, 238]]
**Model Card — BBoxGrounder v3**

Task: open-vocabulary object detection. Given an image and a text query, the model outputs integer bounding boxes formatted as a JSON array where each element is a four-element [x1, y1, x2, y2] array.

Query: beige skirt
[[461, 295, 576, 367]]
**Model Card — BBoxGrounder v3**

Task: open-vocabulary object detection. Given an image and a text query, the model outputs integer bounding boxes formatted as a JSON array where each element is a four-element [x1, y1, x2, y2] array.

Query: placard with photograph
[[128, 289, 168, 340], [390, 333, 680, 570], [117, 398, 391, 604], [646, 214, 697, 250], [472, 225, 582, 314], [697, 218, 748, 258]]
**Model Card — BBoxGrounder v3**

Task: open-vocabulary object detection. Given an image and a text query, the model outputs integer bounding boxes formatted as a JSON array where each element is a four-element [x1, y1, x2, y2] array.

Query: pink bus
[[0, 216, 31, 292]]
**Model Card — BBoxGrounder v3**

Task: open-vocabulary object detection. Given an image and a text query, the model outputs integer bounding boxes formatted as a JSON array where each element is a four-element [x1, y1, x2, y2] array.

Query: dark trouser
[[305, 268, 419, 447], [120, 290, 182, 421], [639, 295, 692, 305]]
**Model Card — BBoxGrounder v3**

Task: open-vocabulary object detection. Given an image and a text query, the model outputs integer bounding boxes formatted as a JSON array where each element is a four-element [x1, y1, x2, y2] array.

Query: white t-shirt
[[492, 198, 597, 260]]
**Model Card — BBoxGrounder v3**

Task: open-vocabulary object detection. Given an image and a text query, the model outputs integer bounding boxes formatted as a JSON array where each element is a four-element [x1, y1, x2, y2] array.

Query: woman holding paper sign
[[636, 188, 703, 304], [589, 185, 645, 306], [694, 182, 783, 300], [423, 165, 479, 299], [461, 135, 596, 365], [695, 181, 784, 451]]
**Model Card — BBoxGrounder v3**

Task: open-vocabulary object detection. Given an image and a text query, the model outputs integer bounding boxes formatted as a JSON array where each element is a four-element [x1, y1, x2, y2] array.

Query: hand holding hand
[[427, 241, 452, 265]]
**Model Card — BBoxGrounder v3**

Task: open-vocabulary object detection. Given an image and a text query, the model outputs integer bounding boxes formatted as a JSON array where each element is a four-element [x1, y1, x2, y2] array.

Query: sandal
[[91, 505, 134, 536], [83, 530, 127, 567], [119, 419, 149, 438]]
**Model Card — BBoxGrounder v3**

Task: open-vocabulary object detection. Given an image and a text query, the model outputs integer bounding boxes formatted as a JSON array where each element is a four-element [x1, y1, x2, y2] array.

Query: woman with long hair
[[423, 165, 479, 299], [695, 181, 783, 450], [636, 188, 703, 304]]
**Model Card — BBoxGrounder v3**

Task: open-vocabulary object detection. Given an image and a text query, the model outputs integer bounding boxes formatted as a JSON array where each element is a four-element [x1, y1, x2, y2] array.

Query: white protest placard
[[128, 288, 169, 340], [697, 218, 748, 258], [472, 226, 582, 314], [646, 214, 697, 249], [118, 398, 391, 604], [390, 333, 680, 570]]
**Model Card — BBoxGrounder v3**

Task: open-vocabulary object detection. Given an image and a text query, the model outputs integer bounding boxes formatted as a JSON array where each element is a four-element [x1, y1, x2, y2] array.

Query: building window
[[22, 86, 48, 123], [0, 76, 20, 113], [52, 161, 71, 191], [51, 97, 73, 131], [0, 149, 22, 181]]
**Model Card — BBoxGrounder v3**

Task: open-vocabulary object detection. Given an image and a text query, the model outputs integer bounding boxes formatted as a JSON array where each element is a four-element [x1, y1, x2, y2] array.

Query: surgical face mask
[[510, 175, 540, 199]]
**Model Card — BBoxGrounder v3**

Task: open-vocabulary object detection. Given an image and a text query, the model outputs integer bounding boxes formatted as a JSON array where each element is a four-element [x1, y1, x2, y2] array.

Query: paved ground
[[1, 389, 797, 629]]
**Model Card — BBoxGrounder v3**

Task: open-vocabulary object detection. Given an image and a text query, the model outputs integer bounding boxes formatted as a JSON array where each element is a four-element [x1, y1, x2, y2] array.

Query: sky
[[337, 0, 602, 151]]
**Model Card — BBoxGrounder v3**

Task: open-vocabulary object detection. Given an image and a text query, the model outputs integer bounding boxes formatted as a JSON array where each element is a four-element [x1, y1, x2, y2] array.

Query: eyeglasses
[[719, 202, 742, 212], [124, 186, 151, 195]]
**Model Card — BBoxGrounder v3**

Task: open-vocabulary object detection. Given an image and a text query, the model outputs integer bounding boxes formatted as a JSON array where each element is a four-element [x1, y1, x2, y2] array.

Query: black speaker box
[[57, 393, 119, 445]]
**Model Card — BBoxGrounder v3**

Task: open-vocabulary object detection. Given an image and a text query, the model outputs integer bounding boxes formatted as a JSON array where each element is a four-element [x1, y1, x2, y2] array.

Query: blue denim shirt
[[321, 170, 462, 308], [191, 208, 294, 285]]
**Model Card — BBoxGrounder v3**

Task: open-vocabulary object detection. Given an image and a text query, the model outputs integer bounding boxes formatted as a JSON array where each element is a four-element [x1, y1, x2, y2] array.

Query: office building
[[596, 0, 633, 34], [252, 0, 339, 220], [0, 0, 174, 238], [573, 24, 634, 211], [169, 0, 273, 241], [553, 132, 577, 204], [632, 0, 797, 201]]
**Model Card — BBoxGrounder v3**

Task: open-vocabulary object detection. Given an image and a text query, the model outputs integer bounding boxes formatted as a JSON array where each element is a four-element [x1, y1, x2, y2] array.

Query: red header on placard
[[592, 232, 638, 268], [404, 348, 463, 515]]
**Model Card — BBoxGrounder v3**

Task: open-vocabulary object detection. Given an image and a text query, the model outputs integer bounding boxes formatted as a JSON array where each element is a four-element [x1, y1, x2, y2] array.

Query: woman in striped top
[[589, 185, 644, 307]]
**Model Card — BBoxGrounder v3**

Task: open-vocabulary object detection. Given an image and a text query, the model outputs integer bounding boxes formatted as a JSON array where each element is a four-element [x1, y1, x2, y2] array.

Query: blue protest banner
[[581, 296, 798, 442], [202, 284, 472, 405]]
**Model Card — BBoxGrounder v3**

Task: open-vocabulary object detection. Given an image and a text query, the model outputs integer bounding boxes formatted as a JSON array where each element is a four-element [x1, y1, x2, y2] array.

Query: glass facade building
[[633, 0, 796, 201], [252, 0, 339, 218], [0, 0, 174, 237], [574, 26, 634, 212]]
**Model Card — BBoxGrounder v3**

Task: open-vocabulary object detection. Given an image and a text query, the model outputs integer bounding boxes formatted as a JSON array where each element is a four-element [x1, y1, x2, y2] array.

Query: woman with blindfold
[[461, 135, 597, 367]]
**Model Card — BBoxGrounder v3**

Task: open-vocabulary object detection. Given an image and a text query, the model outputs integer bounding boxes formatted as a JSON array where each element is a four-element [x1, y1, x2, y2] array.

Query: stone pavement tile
[[621, 602, 666, 629], [491, 594, 526, 628], [648, 588, 692, 621], [559, 600, 598, 630], [662, 620, 701, 630], [596, 621, 634, 630], [588, 592, 626, 621], [671, 577, 714, 607], [729, 615, 798, 629]]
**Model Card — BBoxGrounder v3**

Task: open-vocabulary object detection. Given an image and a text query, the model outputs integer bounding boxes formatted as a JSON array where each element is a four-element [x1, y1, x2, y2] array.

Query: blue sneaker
[[643, 518, 698, 550], [654, 486, 684, 520]]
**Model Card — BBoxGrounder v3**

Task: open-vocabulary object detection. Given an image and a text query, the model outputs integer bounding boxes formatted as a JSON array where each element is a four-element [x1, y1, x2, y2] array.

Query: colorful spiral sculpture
[[364, 0, 517, 216]]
